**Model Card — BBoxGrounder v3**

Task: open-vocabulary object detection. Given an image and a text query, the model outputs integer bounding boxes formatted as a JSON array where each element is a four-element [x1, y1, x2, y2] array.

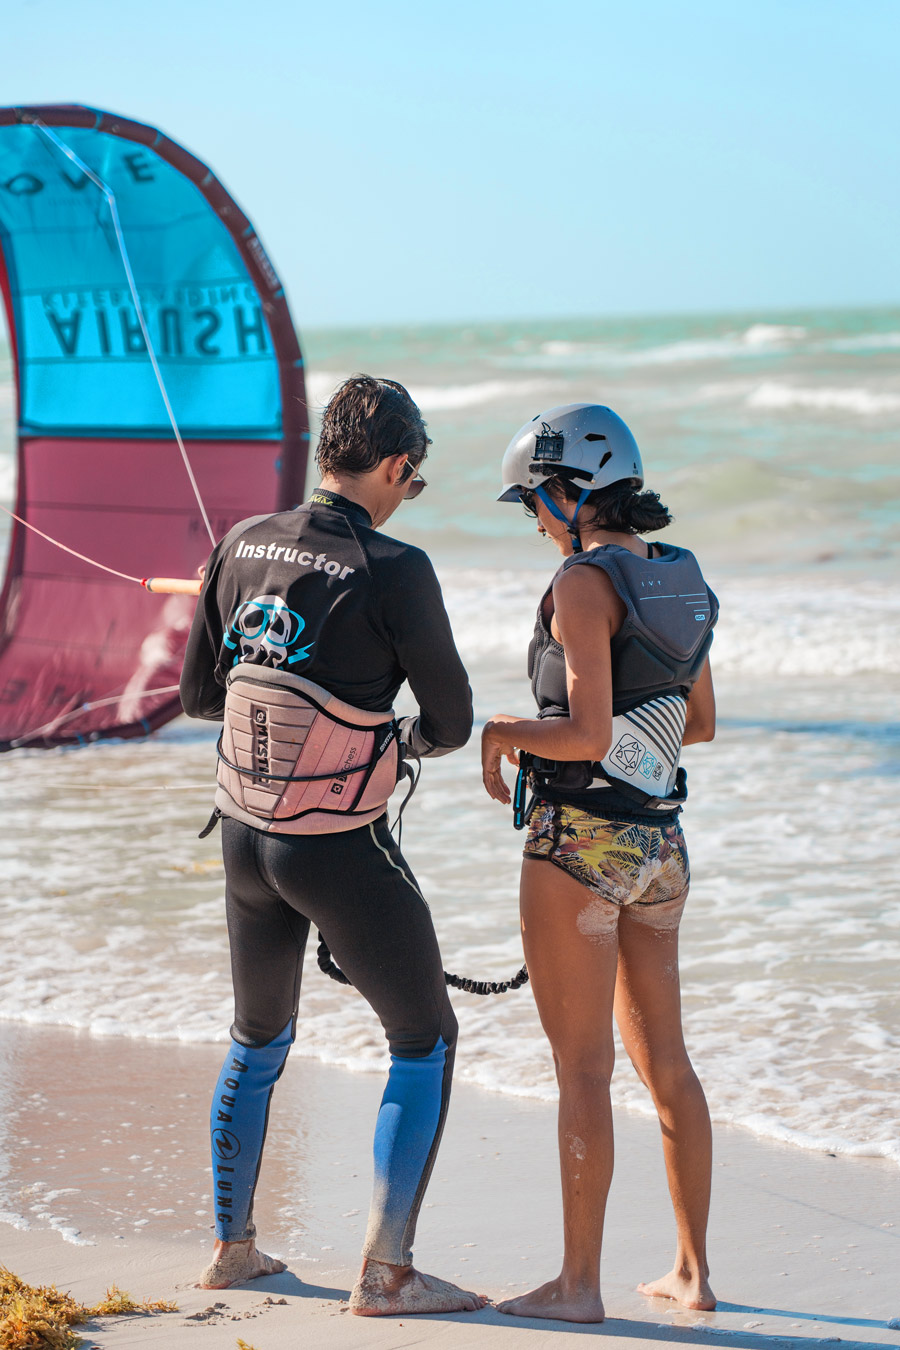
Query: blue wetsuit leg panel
[[210, 1018, 294, 1241], [362, 1035, 451, 1266]]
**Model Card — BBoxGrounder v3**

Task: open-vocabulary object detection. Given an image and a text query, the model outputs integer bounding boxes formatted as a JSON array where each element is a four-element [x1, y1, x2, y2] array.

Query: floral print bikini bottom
[[524, 800, 690, 908]]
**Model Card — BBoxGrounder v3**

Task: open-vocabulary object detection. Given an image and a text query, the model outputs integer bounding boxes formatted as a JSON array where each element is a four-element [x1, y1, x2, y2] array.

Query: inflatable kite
[[0, 104, 308, 750]]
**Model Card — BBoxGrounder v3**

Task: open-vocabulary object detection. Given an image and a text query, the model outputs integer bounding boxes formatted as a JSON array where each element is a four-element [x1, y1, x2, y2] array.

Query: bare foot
[[638, 1267, 716, 1311], [197, 1237, 287, 1289], [350, 1258, 486, 1316], [498, 1276, 605, 1323]]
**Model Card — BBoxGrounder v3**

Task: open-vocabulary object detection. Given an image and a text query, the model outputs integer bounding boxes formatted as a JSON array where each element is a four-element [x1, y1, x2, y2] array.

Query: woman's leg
[[615, 892, 716, 1310], [498, 857, 619, 1323]]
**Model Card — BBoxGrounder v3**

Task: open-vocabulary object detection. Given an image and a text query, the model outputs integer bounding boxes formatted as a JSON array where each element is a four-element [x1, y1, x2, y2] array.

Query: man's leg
[[258, 816, 483, 1316], [198, 817, 309, 1288]]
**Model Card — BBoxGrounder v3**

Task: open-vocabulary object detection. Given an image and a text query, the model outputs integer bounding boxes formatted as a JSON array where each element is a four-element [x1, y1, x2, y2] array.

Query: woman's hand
[[481, 715, 521, 804]]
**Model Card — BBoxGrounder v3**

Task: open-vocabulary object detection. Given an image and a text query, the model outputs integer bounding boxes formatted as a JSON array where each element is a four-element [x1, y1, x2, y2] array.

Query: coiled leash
[[316, 937, 529, 997], [317, 746, 528, 997]]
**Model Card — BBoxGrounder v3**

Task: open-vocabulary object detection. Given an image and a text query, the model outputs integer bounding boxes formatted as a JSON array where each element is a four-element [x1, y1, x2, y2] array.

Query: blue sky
[[3, 0, 898, 326]]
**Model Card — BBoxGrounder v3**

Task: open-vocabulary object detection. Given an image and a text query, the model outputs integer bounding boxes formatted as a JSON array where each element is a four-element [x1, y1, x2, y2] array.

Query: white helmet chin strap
[[534, 483, 592, 554]]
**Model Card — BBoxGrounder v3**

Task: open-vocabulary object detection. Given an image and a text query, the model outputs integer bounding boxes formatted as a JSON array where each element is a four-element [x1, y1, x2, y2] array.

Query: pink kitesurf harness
[[214, 666, 409, 834]]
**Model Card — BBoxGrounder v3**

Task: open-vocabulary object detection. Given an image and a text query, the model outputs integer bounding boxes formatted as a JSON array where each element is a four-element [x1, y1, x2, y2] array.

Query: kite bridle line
[[32, 120, 217, 549]]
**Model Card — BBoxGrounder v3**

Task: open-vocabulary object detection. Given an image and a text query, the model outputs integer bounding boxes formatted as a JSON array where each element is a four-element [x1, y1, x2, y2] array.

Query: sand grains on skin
[[638, 1268, 717, 1311], [197, 1239, 286, 1290], [349, 1260, 487, 1317], [497, 1276, 605, 1324]]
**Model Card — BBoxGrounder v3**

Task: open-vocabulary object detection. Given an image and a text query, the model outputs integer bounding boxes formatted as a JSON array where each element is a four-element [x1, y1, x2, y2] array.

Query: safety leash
[[316, 935, 529, 997]]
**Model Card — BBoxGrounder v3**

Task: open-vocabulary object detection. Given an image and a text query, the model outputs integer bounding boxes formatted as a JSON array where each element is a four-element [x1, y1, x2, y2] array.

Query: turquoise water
[[4, 305, 900, 567], [0, 307, 898, 1195], [301, 307, 900, 570]]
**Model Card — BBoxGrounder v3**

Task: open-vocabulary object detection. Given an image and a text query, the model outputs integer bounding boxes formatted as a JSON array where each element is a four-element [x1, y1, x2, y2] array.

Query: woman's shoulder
[[551, 554, 621, 614]]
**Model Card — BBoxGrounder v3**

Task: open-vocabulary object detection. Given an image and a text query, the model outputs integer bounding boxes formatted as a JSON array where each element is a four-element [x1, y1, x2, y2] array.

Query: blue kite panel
[[0, 124, 282, 438]]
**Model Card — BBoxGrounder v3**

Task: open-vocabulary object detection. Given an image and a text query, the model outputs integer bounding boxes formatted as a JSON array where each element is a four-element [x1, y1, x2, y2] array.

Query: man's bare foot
[[497, 1276, 605, 1323], [197, 1237, 287, 1289], [349, 1258, 486, 1316], [638, 1267, 716, 1311]]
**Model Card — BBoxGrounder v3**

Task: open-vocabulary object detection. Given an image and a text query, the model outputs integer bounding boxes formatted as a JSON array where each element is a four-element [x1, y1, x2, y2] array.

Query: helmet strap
[[535, 484, 592, 554]]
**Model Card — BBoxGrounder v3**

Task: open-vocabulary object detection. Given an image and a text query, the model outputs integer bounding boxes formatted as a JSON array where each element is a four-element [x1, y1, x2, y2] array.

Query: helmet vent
[[598, 450, 612, 469], [584, 433, 607, 441]]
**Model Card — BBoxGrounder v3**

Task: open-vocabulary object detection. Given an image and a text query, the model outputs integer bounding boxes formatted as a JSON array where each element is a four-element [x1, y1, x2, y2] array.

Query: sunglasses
[[399, 458, 428, 500], [519, 488, 538, 517]]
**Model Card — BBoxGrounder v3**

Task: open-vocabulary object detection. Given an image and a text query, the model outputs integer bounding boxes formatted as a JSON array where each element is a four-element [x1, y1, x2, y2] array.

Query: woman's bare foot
[[197, 1237, 287, 1289], [638, 1266, 716, 1311], [349, 1258, 486, 1316], [497, 1276, 605, 1323]]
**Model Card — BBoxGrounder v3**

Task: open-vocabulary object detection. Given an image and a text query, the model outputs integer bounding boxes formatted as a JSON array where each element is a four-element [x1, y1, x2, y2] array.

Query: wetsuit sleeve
[[381, 551, 473, 757], [180, 542, 228, 721]]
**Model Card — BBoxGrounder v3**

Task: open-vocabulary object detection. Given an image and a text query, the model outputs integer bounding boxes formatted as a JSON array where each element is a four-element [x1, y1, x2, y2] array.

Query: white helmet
[[498, 403, 643, 502]]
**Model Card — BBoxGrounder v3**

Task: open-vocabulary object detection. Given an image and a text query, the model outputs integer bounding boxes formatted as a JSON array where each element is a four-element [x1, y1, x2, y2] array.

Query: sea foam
[[747, 382, 900, 416]]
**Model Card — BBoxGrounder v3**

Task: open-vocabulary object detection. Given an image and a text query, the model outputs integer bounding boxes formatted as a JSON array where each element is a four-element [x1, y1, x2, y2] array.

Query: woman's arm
[[482, 565, 617, 803], [682, 658, 716, 744]]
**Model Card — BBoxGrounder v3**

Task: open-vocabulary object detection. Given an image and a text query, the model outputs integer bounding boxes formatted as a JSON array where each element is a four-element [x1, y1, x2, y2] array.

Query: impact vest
[[215, 666, 403, 834], [526, 542, 718, 811]]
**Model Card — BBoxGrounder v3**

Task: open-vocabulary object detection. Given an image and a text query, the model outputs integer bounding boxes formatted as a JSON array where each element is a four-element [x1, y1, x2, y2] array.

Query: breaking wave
[[746, 382, 900, 416]]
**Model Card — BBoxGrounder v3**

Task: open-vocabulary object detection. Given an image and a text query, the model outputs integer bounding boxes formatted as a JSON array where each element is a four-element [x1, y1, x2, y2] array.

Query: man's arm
[[382, 550, 473, 757], [179, 544, 228, 720]]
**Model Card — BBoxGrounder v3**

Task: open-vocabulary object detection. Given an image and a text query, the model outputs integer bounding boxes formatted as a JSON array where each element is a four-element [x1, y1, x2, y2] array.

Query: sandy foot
[[638, 1267, 716, 1310], [350, 1259, 487, 1316], [497, 1276, 605, 1323], [197, 1237, 287, 1289]]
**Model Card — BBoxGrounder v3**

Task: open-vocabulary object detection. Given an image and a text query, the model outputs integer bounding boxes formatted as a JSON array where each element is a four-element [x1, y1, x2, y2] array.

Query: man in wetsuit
[[180, 376, 482, 1316]]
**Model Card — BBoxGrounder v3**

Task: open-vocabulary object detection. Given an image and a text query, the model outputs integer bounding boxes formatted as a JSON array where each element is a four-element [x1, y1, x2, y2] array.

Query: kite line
[[0, 504, 144, 584]]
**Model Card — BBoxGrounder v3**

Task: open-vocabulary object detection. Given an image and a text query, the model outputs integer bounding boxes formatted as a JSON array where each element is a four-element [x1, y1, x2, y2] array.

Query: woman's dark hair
[[553, 476, 673, 534], [316, 375, 431, 476]]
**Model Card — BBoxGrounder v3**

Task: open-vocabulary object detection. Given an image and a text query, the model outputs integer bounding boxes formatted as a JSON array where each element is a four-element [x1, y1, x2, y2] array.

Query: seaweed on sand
[[0, 1267, 176, 1349]]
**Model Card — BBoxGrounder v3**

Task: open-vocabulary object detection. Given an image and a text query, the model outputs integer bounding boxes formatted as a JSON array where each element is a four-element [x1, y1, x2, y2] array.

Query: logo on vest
[[639, 752, 664, 782], [251, 704, 271, 782], [329, 745, 359, 795], [609, 735, 646, 776]]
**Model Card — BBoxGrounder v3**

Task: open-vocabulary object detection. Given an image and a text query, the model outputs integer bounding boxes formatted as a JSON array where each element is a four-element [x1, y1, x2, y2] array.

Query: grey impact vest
[[527, 542, 718, 812]]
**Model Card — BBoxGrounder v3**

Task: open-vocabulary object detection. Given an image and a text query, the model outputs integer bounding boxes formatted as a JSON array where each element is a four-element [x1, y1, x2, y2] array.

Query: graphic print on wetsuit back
[[181, 492, 473, 758]]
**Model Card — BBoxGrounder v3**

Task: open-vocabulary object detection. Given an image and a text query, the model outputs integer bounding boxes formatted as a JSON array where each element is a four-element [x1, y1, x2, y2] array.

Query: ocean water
[[1, 307, 898, 1184]]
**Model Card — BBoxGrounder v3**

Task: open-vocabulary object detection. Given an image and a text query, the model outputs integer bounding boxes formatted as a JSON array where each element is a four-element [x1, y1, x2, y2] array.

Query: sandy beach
[[2, 1023, 899, 1348]]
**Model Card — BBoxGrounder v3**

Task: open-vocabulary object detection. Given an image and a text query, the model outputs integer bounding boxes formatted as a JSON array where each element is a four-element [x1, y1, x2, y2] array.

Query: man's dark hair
[[316, 375, 431, 476]]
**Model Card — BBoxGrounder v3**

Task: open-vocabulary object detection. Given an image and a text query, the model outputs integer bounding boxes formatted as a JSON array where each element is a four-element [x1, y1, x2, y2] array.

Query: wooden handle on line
[[142, 577, 203, 596]]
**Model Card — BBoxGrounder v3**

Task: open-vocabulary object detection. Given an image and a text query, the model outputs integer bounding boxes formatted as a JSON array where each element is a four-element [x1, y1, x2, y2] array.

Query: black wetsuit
[[180, 492, 473, 1263], [182, 490, 472, 757]]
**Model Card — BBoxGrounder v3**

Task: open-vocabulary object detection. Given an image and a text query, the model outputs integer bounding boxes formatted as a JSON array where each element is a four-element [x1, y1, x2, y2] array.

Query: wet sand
[[2, 1024, 900, 1348]]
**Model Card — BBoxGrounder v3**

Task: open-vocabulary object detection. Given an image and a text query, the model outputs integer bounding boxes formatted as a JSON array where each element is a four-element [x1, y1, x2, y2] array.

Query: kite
[[0, 104, 308, 749]]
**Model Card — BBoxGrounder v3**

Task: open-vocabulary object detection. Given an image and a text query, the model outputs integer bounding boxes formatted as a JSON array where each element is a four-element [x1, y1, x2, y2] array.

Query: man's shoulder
[[219, 512, 281, 548], [362, 529, 434, 576]]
